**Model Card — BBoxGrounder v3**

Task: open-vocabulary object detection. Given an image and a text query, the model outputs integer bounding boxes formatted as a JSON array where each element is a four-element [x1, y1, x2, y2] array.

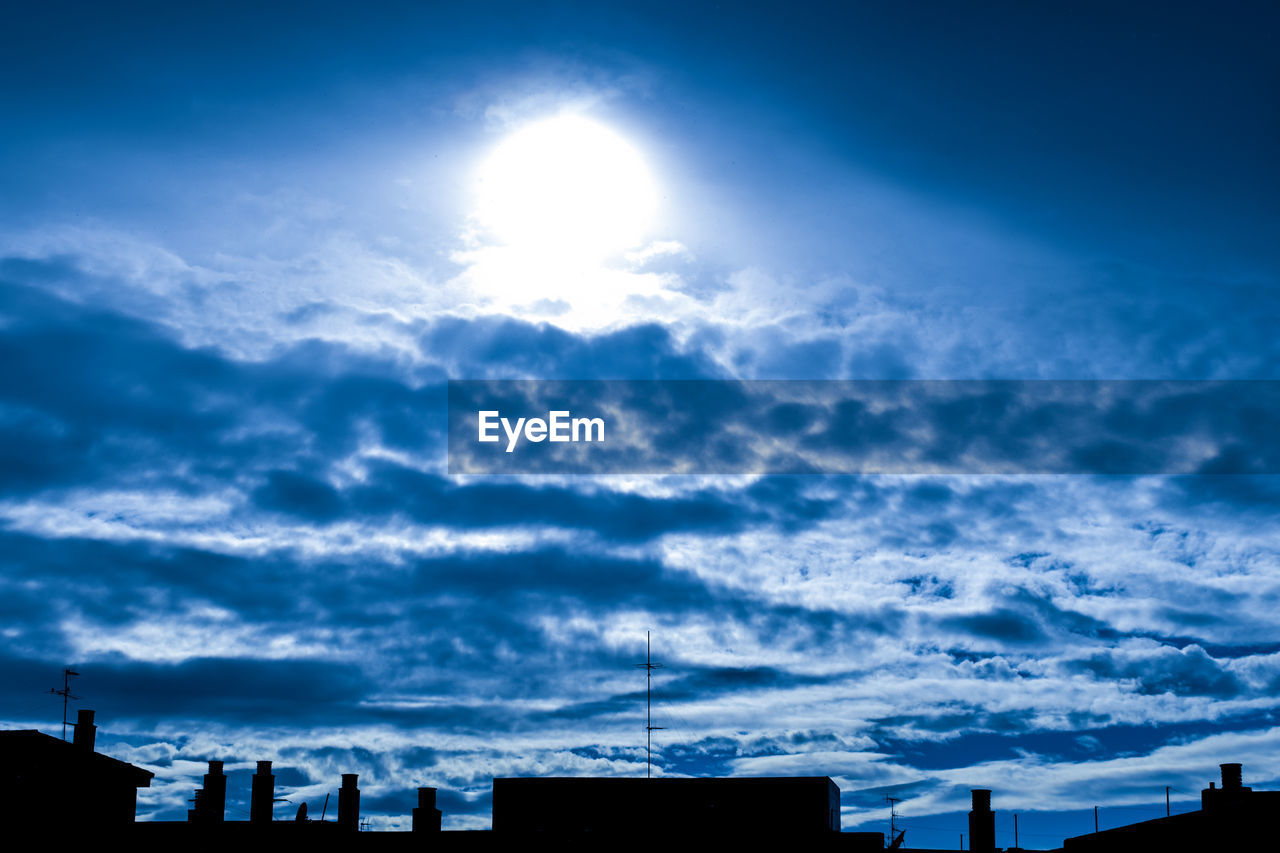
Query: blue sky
[[2, 1, 1279, 844]]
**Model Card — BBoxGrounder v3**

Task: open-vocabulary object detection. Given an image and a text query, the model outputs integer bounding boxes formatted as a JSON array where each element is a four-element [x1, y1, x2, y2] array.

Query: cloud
[[446, 379, 1280, 475], [1068, 644, 1244, 699], [3, 252, 1280, 835]]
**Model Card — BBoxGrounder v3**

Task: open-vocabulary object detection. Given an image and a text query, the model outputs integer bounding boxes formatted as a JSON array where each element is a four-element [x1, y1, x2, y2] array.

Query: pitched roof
[[0, 729, 154, 787]]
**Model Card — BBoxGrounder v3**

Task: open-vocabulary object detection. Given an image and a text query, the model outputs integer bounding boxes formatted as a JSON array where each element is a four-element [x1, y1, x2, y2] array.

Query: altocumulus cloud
[[3, 243, 1280, 833]]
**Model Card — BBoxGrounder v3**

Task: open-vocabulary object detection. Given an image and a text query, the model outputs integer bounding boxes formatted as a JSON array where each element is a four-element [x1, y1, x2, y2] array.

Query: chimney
[[1221, 763, 1243, 791], [969, 789, 995, 853], [1202, 764, 1251, 811], [188, 788, 203, 822], [195, 760, 226, 823], [338, 773, 360, 832], [72, 709, 96, 752], [251, 760, 275, 824], [412, 787, 442, 833]]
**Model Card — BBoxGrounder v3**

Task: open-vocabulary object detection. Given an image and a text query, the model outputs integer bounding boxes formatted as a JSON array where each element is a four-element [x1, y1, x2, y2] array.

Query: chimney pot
[[338, 774, 361, 832], [72, 709, 97, 752], [251, 760, 276, 824], [1221, 763, 1243, 790], [413, 786, 442, 833], [196, 760, 227, 823], [969, 789, 996, 853]]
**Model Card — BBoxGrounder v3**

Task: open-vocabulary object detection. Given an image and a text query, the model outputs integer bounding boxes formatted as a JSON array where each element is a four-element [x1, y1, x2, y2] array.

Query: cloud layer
[[3, 248, 1279, 837], [3, 7, 1278, 844]]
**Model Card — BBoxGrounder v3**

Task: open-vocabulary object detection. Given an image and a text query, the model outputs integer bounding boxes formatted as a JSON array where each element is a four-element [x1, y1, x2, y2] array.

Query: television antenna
[[48, 667, 80, 740], [886, 795, 903, 847], [633, 631, 664, 778]]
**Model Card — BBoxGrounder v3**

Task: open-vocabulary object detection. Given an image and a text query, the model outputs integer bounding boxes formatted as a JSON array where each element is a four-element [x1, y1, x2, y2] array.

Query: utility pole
[[48, 667, 80, 740], [634, 631, 663, 778], [1165, 786, 1171, 817], [1094, 805, 1099, 833], [1014, 812, 1018, 849]]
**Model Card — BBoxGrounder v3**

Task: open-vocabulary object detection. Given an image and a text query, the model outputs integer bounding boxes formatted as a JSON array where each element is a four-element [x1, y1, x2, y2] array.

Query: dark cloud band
[[449, 380, 1280, 474]]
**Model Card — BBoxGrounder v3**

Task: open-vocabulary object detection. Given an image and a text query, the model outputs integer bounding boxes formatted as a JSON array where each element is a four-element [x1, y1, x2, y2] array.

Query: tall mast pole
[[646, 632, 656, 778], [634, 631, 663, 778]]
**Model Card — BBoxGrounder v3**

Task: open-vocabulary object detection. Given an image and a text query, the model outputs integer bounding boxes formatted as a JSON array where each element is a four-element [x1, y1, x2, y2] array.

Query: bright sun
[[475, 115, 658, 263]]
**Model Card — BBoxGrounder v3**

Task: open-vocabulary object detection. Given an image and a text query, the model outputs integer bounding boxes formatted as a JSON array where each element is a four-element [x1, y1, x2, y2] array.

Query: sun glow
[[474, 115, 658, 264]]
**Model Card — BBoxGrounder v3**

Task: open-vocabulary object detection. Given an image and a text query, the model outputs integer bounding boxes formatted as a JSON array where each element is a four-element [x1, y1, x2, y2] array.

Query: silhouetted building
[[0, 710, 153, 826], [189, 759, 228, 822], [492, 775, 841, 836], [969, 787, 996, 853], [413, 786, 442, 833], [250, 760, 274, 824], [338, 772, 361, 833], [131, 760, 365, 850], [1064, 762, 1279, 851], [14, 706, 1278, 853]]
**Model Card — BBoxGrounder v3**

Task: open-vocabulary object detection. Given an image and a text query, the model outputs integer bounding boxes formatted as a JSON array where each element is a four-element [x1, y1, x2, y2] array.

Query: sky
[[2, 0, 1279, 845]]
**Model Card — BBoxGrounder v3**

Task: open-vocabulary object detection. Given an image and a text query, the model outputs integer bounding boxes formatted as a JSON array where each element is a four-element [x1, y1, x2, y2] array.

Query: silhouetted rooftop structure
[[970, 787, 996, 853], [0, 709, 153, 827], [7, 710, 1279, 852], [1064, 762, 1279, 851], [492, 775, 841, 835]]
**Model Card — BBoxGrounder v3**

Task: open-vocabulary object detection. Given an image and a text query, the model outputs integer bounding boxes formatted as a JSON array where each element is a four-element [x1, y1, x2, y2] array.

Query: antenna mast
[[48, 667, 80, 740], [633, 631, 664, 778]]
